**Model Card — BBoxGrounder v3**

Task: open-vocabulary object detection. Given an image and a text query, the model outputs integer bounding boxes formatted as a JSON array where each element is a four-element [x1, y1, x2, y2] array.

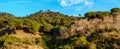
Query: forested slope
[[0, 8, 120, 49]]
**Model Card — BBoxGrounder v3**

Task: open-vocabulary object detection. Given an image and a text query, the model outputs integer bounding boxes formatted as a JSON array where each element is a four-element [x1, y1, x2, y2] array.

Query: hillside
[[0, 30, 45, 49], [0, 11, 79, 49], [0, 8, 120, 49]]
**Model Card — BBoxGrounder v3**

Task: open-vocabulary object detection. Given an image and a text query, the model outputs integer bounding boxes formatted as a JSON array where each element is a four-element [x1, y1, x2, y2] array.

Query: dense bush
[[85, 11, 110, 20], [0, 36, 21, 45], [0, 35, 48, 49], [110, 8, 120, 16], [22, 18, 40, 34], [40, 22, 53, 32]]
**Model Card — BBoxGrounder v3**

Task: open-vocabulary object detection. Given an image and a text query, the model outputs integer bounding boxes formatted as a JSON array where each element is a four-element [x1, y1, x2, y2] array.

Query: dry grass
[[9, 30, 40, 39], [70, 15, 120, 38]]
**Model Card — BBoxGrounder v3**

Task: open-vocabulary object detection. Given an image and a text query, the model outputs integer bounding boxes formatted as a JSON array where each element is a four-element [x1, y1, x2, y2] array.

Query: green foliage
[[55, 19, 61, 25], [46, 37, 73, 49], [46, 36, 89, 49], [0, 35, 48, 49], [58, 45, 74, 49], [0, 17, 40, 34], [72, 36, 88, 47], [0, 36, 20, 45], [7, 18, 16, 28], [87, 32, 104, 42], [35, 38, 48, 48], [5, 18, 24, 29], [0, 8, 120, 49], [89, 42, 96, 49], [95, 38, 115, 49], [85, 11, 110, 20], [26, 11, 79, 33], [41, 22, 53, 32], [0, 18, 7, 28], [23, 18, 40, 34], [110, 8, 120, 16], [22, 37, 47, 48]]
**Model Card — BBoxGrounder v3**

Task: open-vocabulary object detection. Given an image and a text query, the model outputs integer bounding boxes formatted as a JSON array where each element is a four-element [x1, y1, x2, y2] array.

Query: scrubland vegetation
[[0, 8, 120, 49]]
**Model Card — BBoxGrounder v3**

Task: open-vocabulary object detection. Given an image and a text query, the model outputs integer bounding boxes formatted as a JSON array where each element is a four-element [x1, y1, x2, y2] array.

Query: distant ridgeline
[[0, 8, 120, 49]]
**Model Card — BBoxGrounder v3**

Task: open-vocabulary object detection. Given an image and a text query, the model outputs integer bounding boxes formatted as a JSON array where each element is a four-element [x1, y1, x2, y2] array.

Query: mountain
[[0, 8, 120, 49], [25, 11, 79, 35]]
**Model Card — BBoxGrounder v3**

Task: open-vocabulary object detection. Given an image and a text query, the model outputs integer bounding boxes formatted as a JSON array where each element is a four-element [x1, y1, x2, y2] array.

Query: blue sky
[[0, 0, 120, 17]]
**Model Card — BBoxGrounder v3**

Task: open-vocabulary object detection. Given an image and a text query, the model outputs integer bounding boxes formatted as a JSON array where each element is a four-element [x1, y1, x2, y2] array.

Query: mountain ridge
[[0, 7, 120, 49]]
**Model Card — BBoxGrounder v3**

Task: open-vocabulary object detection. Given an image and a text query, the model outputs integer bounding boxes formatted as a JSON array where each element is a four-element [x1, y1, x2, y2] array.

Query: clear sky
[[0, 0, 120, 17]]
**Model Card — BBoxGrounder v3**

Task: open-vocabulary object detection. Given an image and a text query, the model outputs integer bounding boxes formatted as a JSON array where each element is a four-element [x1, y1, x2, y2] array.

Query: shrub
[[72, 36, 88, 47], [23, 18, 40, 34], [89, 42, 96, 49], [41, 22, 53, 32], [7, 18, 24, 29], [0, 36, 21, 45], [110, 8, 120, 16], [85, 11, 109, 20]]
